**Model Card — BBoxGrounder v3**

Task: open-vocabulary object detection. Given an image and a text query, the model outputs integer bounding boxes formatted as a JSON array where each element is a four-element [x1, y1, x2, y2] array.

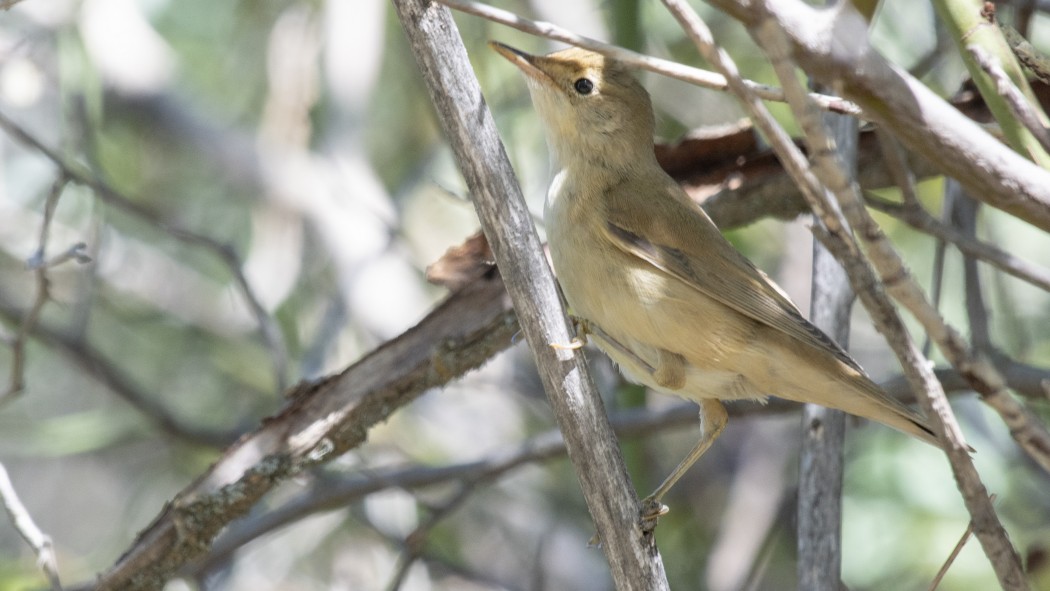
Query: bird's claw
[[549, 337, 585, 350], [586, 532, 602, 548], [640, 496, 669, 532], [549, 316, 590, 349]]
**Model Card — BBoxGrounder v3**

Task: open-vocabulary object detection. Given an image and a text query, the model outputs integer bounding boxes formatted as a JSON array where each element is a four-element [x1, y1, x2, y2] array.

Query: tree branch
[[88, 274, 518, 590], [709, 0, 1050, 233], [0, 461, 62, 590], [391, 1, 669, 589], [0, 110, 290, 393]]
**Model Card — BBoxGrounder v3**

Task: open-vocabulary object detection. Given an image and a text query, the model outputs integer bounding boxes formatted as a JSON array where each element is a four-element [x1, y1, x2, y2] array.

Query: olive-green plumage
[[492, 42, 937, 507]]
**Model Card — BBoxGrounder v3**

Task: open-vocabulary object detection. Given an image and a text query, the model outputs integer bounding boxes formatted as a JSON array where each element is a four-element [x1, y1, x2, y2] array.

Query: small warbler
[[491, 42, 937, 516]]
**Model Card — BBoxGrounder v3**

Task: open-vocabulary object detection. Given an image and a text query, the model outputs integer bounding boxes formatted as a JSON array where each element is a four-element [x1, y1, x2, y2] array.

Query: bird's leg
[[640, 398, 728, 521]]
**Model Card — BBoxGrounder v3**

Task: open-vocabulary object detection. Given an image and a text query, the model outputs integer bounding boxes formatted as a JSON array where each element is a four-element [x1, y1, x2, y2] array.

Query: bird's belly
[[589, 331, 765, 403]]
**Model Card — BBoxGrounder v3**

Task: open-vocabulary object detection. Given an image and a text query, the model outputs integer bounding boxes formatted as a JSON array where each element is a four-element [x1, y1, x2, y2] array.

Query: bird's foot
[[639, 495, 669, 534], [549, 316, 590, 350], [586, 532, 602, 548]]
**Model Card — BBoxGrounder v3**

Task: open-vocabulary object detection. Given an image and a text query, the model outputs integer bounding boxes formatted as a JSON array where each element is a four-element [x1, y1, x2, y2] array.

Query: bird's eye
[[573, 78, 594, 95]]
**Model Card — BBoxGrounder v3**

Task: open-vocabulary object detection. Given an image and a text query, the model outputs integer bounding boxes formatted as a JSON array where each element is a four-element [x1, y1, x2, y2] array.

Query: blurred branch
[[385, 481, 476, 591], [435, 0, 862, 115], [968, 44, 1050, 154], [1000, 22, 1050, 84], [392, 1, 669, 589], [865, 193, 1050, 296], [948, 184, 992, 352], [871, 130, 946, 357], [0, 461, 62, 591], [0, 294, 242, 447], [1, 175, 87, 405], [0, 110, 290, 393], [88, 273, 517, 590]]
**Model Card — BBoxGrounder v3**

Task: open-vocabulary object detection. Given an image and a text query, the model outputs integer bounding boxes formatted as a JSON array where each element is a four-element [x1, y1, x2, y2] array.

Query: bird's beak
[[489, 41, 553, 87]]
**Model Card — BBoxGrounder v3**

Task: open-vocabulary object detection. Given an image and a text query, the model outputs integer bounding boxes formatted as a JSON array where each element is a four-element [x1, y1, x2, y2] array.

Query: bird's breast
[[545, 178, 671, 344]]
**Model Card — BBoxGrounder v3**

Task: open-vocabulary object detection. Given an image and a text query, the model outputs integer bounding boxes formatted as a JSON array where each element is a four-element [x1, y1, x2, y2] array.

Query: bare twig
[[0, 110, 290, 392], [385, 484, 476, 591], [928, 516, 976, 591], [1, 175, 81, 405], [969, 45, 1050, 154], [0, 462, 62, 590], [864, 195, 1050, 293], [0, 295, 243, 447], [999, 21, 1050, 85], [948, 184, 992, 352], [873, 130, 947, 357], [434, 0, 861, 116]]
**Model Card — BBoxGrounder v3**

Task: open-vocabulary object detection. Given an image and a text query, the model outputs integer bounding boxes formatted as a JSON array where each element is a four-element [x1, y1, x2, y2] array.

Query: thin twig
[[0, 110, 290, 392], [968, 45, 1050, 155], [385, 484, 476, 591], [928, 517, 976, 591], [873, 130, 946, 357], [0, 462, 62, 590], [865, 195, 1050, 293], [0, 294, 242, 447], [434, 0, 862, 116], [949, 185, 992, 352], [1, 175, 78, 405]]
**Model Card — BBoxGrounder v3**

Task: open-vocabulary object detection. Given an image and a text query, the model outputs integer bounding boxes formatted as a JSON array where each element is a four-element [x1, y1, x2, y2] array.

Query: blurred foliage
[[0, 1, 1048, 590]]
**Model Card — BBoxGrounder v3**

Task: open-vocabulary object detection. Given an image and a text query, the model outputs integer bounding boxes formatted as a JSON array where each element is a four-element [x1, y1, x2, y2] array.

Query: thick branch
[[90, 275, 518, 590]]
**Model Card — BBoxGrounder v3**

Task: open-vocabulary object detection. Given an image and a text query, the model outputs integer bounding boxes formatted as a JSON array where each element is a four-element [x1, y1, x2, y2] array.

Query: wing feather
[[601, 179, 863, 373]]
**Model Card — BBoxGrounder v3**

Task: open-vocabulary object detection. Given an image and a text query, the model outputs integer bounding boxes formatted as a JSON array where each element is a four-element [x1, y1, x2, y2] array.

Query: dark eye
[[573, 78, 594, 95]]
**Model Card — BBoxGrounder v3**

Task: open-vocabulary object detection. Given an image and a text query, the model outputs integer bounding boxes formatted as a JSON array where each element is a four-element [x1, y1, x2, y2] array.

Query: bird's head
[[490, 42, 656, 172]]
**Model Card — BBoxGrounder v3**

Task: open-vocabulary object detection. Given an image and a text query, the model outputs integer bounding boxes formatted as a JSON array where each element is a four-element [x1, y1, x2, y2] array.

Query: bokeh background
[[1, 0, 1049, 589]]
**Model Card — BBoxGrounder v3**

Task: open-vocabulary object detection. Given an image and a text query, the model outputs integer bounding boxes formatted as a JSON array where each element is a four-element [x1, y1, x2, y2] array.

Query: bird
[[489, 41, 938, 516]]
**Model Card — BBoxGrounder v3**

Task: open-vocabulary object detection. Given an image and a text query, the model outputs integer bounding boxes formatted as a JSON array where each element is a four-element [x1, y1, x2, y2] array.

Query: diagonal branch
[[391, 1, 670, 589], [88, 273, 518, 590]]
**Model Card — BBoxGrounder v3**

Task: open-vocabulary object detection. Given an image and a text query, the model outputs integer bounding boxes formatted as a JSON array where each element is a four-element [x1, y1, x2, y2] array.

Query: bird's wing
[[601, 178, 863, 373]]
